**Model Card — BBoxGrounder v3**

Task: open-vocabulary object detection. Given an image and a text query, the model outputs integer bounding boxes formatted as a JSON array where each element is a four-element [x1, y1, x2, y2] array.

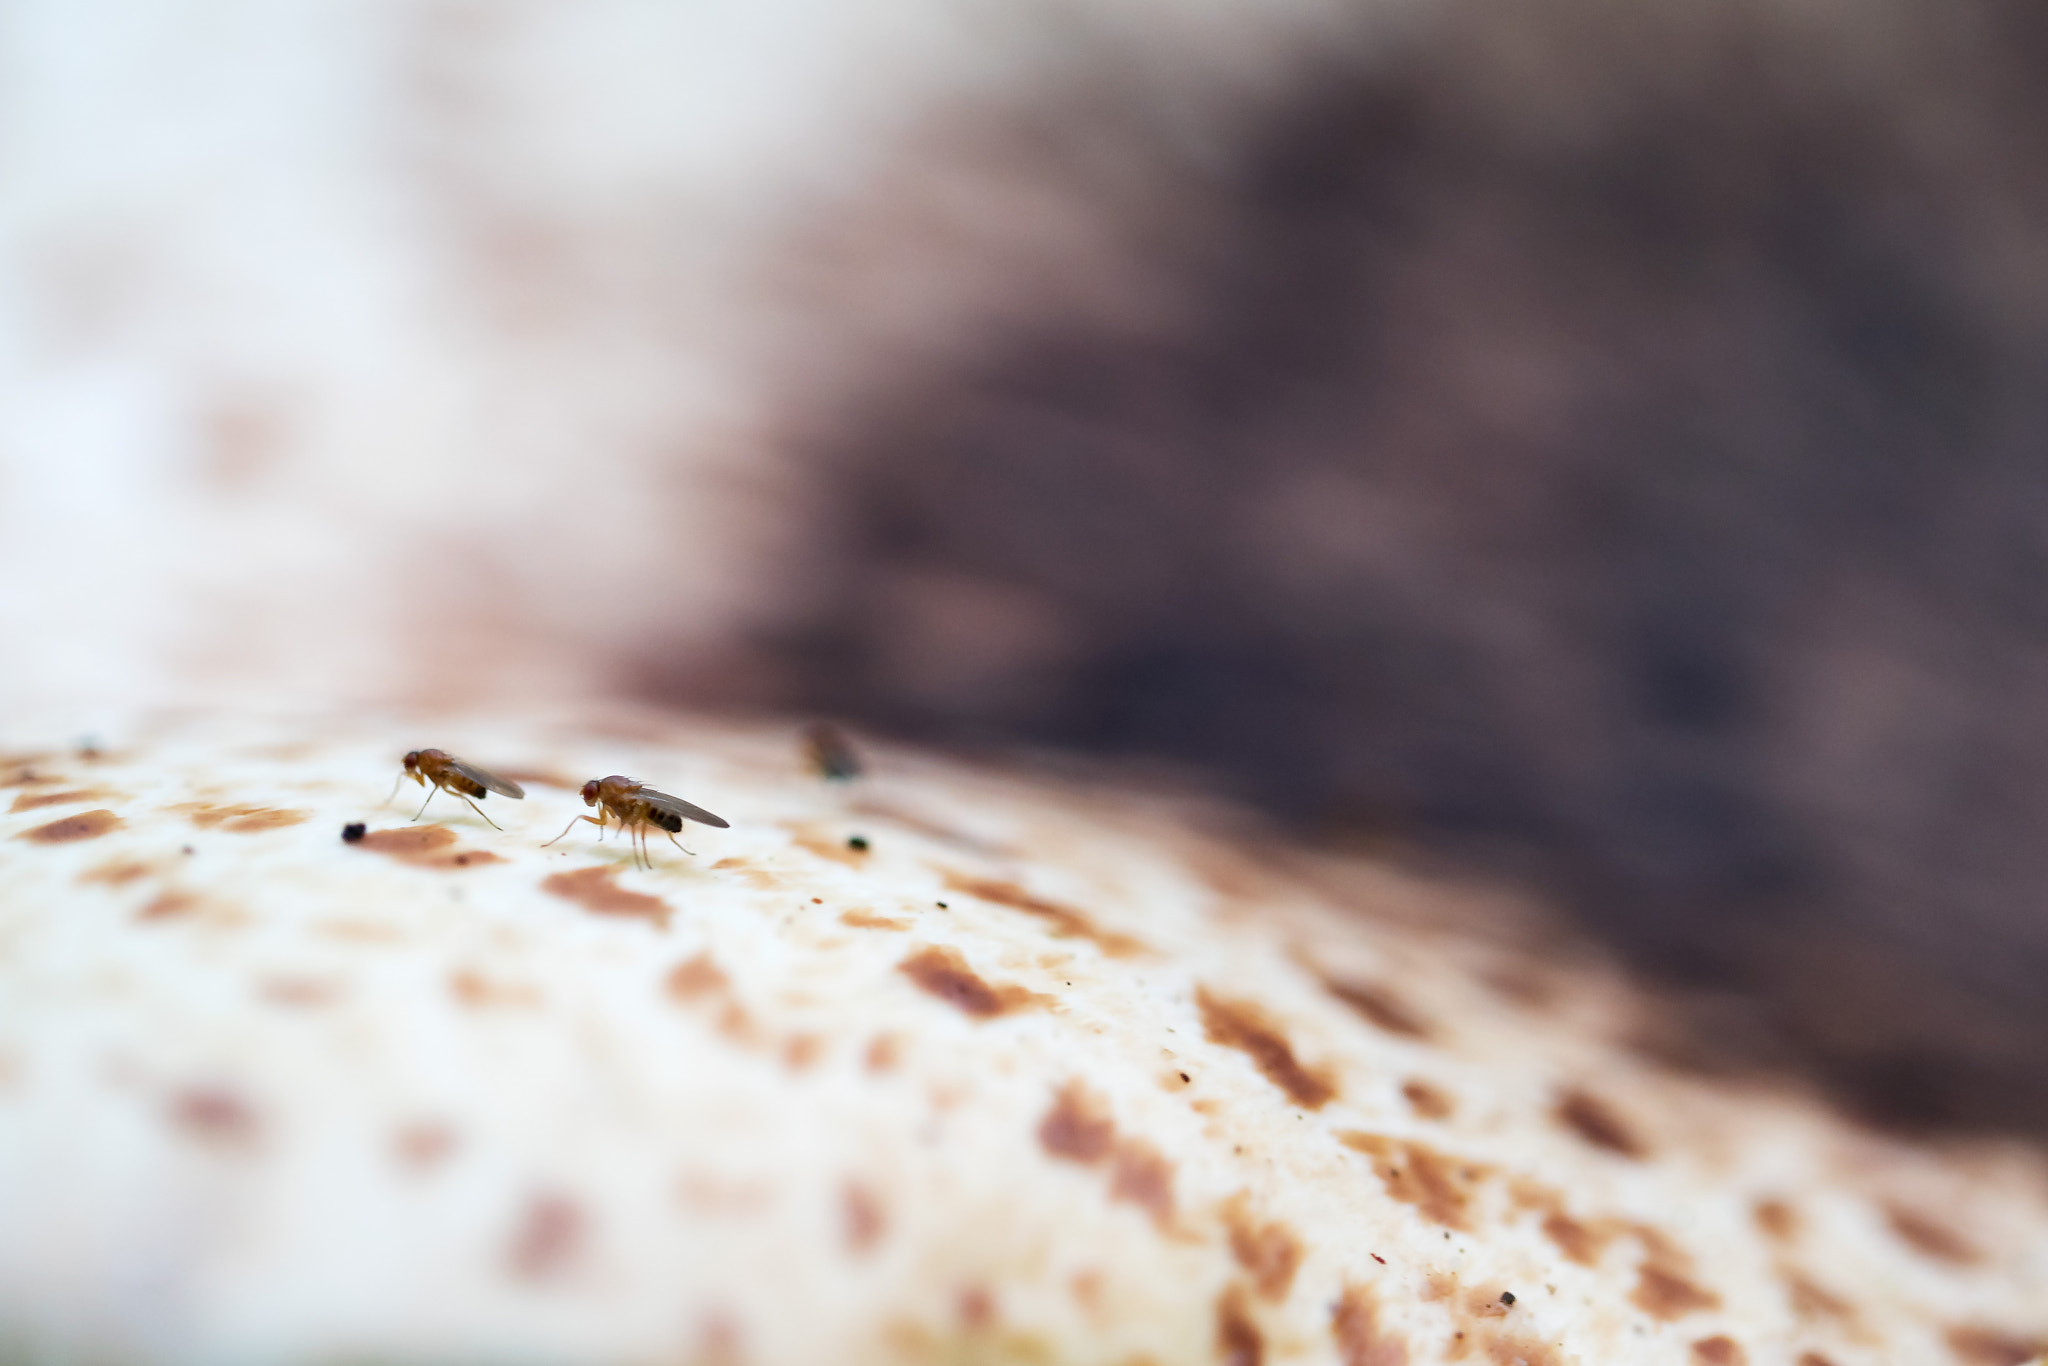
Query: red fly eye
[[403, 751, 420, 771], [580, 780, 600, 804]]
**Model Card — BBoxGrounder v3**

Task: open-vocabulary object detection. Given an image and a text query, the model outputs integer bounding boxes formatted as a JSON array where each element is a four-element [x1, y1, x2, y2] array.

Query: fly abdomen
[[655, 809, 684, 833]]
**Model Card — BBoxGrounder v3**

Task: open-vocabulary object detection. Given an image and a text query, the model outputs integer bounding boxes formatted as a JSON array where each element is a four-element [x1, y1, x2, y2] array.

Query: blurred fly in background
[[5, 0, 2048, 1133]]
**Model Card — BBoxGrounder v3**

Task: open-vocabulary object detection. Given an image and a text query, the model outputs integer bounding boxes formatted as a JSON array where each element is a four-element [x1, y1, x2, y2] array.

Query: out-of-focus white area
[[0, 0, 1373, 724]]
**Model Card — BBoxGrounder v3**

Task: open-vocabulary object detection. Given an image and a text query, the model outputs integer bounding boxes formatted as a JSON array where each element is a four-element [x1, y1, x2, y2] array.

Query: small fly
[[542, 775, 729, 868], [389, 749, 526, 830], [802, 722, 863, 782]]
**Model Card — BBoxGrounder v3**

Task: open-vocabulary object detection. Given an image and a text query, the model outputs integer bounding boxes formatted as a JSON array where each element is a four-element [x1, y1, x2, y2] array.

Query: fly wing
[[641, 787, 729, 829], [445, 756, 525, 800]]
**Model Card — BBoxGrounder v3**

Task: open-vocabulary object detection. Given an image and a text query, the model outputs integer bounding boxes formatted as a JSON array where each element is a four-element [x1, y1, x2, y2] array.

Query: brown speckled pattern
[[0, 710, 2044, 1366]]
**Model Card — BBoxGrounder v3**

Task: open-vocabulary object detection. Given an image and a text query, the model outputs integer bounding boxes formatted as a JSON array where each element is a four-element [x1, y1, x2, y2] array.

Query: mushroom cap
[[1, 710, 2044, 1365]]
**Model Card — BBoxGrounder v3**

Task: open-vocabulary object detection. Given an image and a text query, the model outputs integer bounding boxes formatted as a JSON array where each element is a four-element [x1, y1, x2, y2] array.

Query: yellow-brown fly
[[389, 748, 526, 830], [802, 721, 863, 781], [542, 775, 729, 868]]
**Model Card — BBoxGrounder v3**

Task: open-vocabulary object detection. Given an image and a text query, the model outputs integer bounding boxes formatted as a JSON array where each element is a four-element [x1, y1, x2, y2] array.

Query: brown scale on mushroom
[[1783, 1267, 1858, 1325], [1215, 1284, 1263, 1366], [9, 787, 116, 813], [1109, 1141, 1175, 1227], [897, 945, 1046, 1017], [1884, 1200, 1982, 1266], [1422, 1272, 1565, 1366], [1945, 1324, 2048, 1366], [1553, 1086, 1650, 1158], [168, 1086, 259, 1151], [1322, 976, 1436, 1041], [788, 827, 870, 868], [1691, 1336, 1747, 1366], [136, 891, 200, 921], [0, 758, 58, 788], [842, 1181, 885, 1253], [1034, 1082, 1177, 1228], [1197, 988, 1336, 1109], [173, 802, 308, 832], [942, 873, 1147, 957], [955, 1285, 995, 1331], [353, 825, 501, 869], [448, 970, 542, 1009], [1402, 1078, 1455, 1120], [507, 1192, 585, 1282], [392, 1123, 457, 1171], [1753, 1197, 1799, 1241], [1222, 1193, 1304, 1301], [1631, 1226, 1721, 1320], [541, 867, 670, 926], [666, 953, 730, 1000], [840, 908, 910, 930], [710, 856, 783, 889], [1339, 1133, 1492, 1232], [1038, 1082, 1116, 1163], [15, 809, 123, 843], [78, 859, 153, 886], [1332, 1284, 1410, 1366], [663, 954, 760, 1044]]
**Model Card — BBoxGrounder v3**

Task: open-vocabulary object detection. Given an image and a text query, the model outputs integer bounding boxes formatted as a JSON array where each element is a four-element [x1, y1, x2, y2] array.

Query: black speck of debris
[[341, 823, 366, 843], [847, 834, 869, 851], [1371, 1253, 1386, 1265], [1178, 1071, 1191, 1082], [1500, 1291, 1516, 1307], [935, 900, 948, 909]]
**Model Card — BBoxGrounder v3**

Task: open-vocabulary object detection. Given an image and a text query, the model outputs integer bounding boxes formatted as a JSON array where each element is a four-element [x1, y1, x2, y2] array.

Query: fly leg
[[458, 794, 503, 831], [542, 811, 606, 849], [665, 829, 697, 857], [411, 785, 438, 822]]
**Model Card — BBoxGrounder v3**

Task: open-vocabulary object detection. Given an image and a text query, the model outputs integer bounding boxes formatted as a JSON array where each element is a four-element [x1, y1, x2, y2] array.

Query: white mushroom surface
[[1, 711, 2044, 1366]]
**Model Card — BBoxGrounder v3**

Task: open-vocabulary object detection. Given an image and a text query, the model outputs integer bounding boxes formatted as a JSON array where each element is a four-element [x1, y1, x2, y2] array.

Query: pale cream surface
[[0, 710, 2044, 1366]]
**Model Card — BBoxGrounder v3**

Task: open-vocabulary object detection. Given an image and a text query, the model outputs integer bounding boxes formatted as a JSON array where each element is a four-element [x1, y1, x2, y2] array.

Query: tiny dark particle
[[847, 835, 869, 851], [1179, 1072, 1191, 1082], [1371, 1254, 1386, 1265], [341, 823, 366, 843], [936, 901, 948, 908], [1500, 1291, 1516, 1307], [181, 845, 194, 855]]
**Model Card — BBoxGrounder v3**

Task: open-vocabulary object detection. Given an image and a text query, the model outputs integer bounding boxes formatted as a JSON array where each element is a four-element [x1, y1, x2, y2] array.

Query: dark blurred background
[[6, 0, 2047, 1137], [702, 0, 2048, 1136]]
